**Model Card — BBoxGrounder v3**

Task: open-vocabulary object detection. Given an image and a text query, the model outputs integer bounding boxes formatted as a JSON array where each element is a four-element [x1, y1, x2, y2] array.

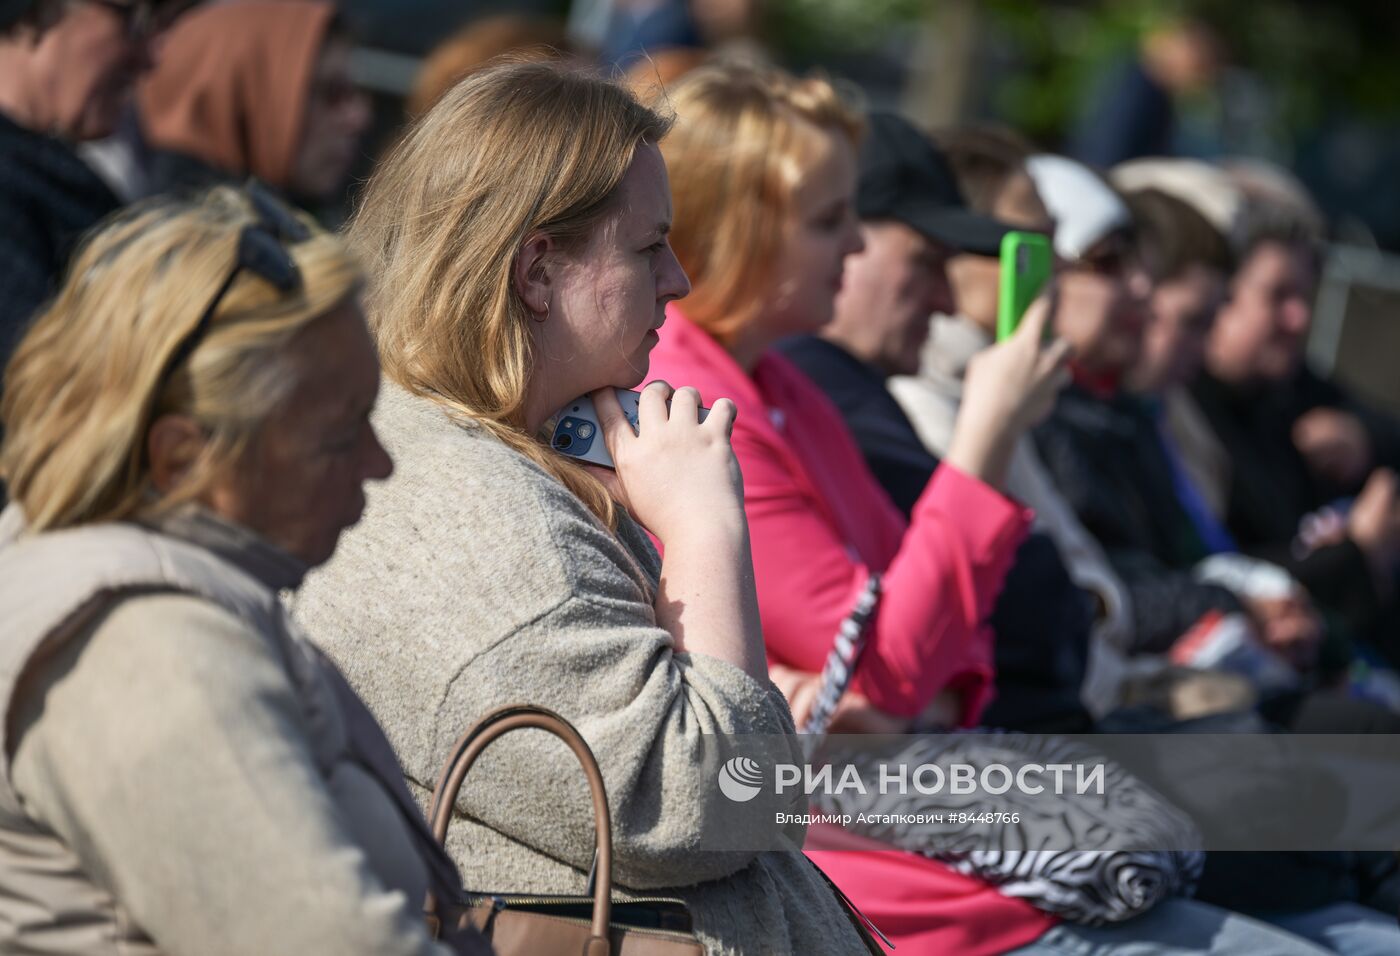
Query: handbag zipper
[[463, 895, 698, 942], [467, 892, 689, 907]]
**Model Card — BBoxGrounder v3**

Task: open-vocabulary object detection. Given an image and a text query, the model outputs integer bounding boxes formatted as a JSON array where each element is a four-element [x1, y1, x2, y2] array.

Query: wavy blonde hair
[[347, 60, 671, 528], [653, 64, 862, 346], [1, 187, 360, 532]]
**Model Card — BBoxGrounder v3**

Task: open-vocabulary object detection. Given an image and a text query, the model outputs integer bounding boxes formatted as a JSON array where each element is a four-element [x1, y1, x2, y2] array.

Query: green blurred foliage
[[763, 0, 926, 59], [764, 0, 1400, 139]]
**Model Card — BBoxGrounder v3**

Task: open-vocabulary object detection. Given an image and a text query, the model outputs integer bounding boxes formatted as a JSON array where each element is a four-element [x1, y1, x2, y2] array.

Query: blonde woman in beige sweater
[[0, 187, 485, 955], [293, 62, 871, 955]]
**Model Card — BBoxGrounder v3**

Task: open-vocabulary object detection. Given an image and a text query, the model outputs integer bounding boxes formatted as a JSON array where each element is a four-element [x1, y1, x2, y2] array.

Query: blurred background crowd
[[325, 0, 1400, 417], [6, 0, 1400, 954]]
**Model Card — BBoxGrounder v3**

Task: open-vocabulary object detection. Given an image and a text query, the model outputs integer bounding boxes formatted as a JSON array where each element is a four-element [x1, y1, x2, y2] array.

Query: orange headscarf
[[139, 0, 337, 189]]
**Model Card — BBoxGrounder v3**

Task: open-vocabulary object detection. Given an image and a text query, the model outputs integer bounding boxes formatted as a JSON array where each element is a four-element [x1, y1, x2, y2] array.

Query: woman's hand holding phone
[[589, 381, 767, 682], [947, 291, 1073, 490], [589, 381, 744, 548]]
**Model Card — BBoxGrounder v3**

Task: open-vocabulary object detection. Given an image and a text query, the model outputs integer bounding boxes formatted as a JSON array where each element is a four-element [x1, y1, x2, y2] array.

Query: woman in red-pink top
[[643, 64, 1070, 955]]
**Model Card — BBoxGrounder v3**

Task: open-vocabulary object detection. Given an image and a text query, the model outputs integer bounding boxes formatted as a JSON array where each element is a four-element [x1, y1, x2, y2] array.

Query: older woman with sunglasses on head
[[294, 60, 875, 955], [0, 185, 486, 955]]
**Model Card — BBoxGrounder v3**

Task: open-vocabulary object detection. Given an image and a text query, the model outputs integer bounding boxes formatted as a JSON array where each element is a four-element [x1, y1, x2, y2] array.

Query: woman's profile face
[[204, 301, 393, 567], [541, 143, 691, 397], [763, 124, 863, 339]]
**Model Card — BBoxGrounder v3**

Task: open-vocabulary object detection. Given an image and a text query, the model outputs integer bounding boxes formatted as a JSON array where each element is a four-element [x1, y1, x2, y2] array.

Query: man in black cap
[[777, 112, 1095, 731], [777, 111, 1021, 515]]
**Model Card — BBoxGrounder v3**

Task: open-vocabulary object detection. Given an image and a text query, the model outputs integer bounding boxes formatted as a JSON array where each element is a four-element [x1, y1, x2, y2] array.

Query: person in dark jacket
[[1029, 164, 1329, 672], [1190, 213, 1400, 656], [778, 114, 1093, 731], [1038, 163, 1400, 951], [0, 0, 173, 365], [1022, 155, 1316, 666], [1069, 17, 1222, 167]]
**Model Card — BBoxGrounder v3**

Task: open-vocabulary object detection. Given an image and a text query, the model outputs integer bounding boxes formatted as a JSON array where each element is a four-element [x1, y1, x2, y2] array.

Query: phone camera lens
[[576, 422, 595, 439], [554, 433, 573, 450]]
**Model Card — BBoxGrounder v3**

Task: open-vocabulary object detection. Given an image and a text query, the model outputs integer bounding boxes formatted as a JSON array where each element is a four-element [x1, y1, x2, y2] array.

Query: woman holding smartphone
[[293, 61, 872, 955]]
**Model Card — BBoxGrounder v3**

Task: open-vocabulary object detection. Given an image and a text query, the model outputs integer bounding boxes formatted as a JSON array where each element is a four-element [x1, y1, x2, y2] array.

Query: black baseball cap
[[856, 111, 1014, 257]]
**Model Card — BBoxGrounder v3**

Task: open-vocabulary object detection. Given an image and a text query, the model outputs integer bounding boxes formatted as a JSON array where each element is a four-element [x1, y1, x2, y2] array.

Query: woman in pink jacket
[[646, 66, 1067, 744], [642, 62, 1069, 956]]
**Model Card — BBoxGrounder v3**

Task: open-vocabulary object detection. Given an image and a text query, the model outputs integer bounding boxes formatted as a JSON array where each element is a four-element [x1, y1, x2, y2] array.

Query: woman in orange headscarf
[[134, 0, 370, 204]]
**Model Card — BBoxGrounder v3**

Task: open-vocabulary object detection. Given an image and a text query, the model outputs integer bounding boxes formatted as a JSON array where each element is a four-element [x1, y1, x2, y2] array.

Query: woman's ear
[[513, 232, 555, 318], [147, 413, 207, 493]]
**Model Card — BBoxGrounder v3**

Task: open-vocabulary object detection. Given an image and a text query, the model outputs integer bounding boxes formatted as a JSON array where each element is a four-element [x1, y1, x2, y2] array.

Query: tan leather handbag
[[423, 705, 705, 955]]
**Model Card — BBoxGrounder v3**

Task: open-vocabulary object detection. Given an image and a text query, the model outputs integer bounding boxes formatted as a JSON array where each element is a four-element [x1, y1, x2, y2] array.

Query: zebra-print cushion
[[813, 731, 1205, 925]]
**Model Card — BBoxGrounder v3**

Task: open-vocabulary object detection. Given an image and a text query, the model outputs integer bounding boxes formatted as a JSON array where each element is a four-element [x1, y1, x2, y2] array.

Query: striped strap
[[798, 574, 883, 743]]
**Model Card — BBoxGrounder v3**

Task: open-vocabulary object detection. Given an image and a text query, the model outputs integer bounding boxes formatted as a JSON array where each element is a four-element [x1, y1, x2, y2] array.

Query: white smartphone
[[550, 388, 710, 469]]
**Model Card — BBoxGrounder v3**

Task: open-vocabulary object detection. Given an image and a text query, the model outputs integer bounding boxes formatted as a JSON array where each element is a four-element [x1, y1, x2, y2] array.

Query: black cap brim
[[898, 203, 1015, 257]]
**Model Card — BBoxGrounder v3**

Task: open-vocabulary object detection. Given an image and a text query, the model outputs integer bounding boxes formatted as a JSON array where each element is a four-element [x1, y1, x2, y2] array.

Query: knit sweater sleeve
[[428, 481, 807, 890], [9, 595, 452, 956], [291, 400, 808, 893]]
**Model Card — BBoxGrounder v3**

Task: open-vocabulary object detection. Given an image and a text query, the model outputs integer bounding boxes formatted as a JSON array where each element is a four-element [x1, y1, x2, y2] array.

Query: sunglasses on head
[[152, 182, 311, 399]]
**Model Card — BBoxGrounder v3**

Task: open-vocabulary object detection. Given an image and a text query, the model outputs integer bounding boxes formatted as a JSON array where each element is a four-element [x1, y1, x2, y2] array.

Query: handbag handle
[[425, 705, 614, 953]]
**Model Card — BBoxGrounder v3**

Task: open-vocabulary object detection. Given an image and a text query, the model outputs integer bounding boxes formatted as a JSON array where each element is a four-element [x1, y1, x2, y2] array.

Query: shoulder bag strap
[[425, 705, 614, 954]]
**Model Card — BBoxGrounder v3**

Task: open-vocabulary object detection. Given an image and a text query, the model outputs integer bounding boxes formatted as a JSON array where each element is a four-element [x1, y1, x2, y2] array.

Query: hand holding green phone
[[996, 231, 1054, 342]]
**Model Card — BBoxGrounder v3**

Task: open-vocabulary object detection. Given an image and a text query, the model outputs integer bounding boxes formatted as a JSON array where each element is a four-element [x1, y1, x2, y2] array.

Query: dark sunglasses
[[152, 182, 311, 399], [1064, 230, 1141, 279]]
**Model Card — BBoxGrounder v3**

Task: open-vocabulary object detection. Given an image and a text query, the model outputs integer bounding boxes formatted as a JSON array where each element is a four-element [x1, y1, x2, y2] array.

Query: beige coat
[[293, 382, 870, 955], [0, 506, 457, 956]]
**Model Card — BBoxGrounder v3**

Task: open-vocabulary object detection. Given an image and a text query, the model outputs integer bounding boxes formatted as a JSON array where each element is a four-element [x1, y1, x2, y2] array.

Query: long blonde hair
[[655, 64, 862, 346], [348, 59, 671, 528], [0, 187, 360, 532]]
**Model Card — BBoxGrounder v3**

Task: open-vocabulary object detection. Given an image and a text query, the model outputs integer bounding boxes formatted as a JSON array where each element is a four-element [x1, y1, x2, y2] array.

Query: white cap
[[1111, 157, 1243, 237], [1026, 154, 1132, 261]]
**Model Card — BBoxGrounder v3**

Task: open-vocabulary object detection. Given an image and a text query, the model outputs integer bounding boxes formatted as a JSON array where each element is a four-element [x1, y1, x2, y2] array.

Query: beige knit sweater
[[293, 382, 868, 955]]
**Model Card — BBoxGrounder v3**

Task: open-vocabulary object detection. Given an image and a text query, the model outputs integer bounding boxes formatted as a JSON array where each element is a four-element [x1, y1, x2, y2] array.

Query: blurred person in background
[[293, 60, 875, 956], [1109, 179, 1400, 954], [1026, 156, 1340, 700], [1189, 183, 1400, 665], [1110, 157, 1243, 521], [0, 186, 486, 955], [777, 114, 1096, 733], [581, 0, 764, 70], [407, 14, 572, 119], [1117, 187, 1238, 563], [121, 0, 371, 209], [1069, 15, 1224, 167], [0, 0, 175, 374], [1122, 188, 1232, 401], [889, 135, 1143, 721]]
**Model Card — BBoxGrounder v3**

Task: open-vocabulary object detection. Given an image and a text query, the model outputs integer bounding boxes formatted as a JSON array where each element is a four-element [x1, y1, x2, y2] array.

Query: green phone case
[[996, 231, 1053, 341]]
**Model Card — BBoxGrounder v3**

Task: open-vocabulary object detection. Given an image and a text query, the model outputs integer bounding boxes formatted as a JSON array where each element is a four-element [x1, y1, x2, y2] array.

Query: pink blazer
[[645, 309, 1030, 725]]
